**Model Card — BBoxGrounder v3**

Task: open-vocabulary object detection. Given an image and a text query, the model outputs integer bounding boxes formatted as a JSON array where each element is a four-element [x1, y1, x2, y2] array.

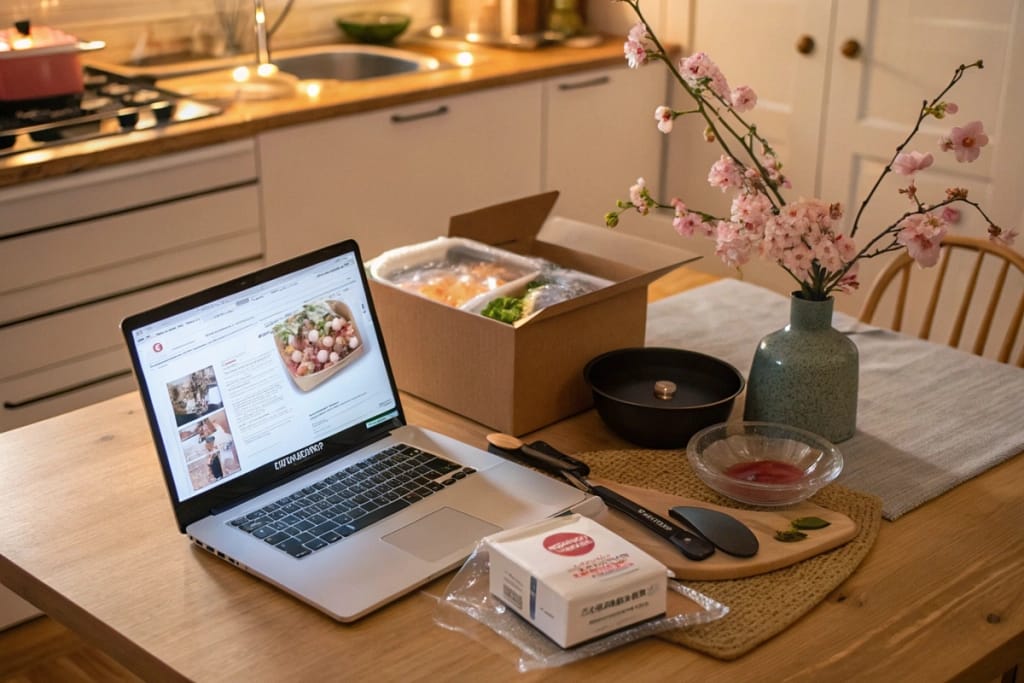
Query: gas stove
[[0, 66, 222, 158]]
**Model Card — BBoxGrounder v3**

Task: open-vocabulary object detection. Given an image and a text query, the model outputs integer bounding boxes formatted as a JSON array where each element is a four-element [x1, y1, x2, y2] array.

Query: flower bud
[[605, 212, 620, 227]]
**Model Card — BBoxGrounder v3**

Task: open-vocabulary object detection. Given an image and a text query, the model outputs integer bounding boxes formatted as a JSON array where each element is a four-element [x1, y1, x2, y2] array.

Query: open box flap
[[537, 216, 698, 271], [448, 191, 559, 252]]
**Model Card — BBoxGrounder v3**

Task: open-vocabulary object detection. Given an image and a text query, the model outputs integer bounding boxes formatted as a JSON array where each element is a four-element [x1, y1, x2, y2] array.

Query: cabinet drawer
[[1, 184, 262, 325], [0, 140, 257, 237], [0, 259, 262, 431]]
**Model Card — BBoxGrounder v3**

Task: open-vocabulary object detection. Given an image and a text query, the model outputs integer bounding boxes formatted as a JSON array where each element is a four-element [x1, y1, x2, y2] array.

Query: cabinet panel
[[663, 0, 834, 217], [0, 140, 258, 236], [543, 64, 666, 226], [0, 260, 262, 432], [820, 0, 1023, 327], [1, 186, 262, 324], [259, 82, 543, 263]]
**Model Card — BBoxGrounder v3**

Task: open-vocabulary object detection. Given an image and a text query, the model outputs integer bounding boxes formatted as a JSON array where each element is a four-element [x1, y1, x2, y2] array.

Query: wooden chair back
[[858, 234, 1024, 366]]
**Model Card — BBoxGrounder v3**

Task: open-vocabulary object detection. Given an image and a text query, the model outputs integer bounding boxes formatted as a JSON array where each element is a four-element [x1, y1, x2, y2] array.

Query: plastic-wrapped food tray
[[367, 237, 542, 310], [465, 269, 614, 323]]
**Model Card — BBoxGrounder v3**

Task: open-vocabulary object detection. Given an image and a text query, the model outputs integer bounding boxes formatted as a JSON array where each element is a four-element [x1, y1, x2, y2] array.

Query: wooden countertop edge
[[0, 40, 635, 189]]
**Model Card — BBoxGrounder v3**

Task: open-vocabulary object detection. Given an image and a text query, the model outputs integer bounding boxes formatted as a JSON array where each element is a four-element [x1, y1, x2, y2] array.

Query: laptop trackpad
[[383, 507, 501, 562]]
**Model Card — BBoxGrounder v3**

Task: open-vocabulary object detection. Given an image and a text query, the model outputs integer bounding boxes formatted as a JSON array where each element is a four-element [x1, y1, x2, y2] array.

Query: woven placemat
[[582, 448, 883, 660]]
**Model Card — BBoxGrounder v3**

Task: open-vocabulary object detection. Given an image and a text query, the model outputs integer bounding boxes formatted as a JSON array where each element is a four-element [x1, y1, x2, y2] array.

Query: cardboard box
[[485, 514, 668, 648], [368, 191, 699, 435]]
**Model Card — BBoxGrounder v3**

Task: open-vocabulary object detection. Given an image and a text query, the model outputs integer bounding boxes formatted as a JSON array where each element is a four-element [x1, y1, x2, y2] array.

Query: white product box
[[485, 514, 668, 648]]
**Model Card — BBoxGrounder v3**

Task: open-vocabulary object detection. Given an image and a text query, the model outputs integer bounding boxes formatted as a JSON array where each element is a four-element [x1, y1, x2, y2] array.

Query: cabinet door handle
[[390, 105, 449, 124], [840, 39, 862, 59], [557, 75, 611, 91], [795, 35, 815, 55]]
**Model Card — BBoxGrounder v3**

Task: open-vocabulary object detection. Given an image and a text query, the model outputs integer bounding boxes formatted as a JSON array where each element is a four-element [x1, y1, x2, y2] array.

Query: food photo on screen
[[272, 300, 363, 391]]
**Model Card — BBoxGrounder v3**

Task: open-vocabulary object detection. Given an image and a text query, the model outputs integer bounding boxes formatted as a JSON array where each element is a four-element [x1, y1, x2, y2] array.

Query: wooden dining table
[[1, 268, 1022, 682]]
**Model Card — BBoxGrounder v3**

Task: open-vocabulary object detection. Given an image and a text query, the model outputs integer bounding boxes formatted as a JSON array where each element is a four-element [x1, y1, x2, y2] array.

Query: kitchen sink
[[274, 46, 441, 80], [114, 44, 445, 82]]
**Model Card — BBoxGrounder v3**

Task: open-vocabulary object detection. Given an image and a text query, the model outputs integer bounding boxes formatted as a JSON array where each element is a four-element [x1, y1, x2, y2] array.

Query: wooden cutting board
[[590, 478, 859, 580]]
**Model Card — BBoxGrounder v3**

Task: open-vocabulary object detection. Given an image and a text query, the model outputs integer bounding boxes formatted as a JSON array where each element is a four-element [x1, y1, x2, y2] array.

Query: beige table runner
[[645, 279, 1024, 520]]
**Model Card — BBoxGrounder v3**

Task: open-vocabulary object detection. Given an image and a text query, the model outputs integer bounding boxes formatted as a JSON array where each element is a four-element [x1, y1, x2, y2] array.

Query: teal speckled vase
[[743, 293, 858, 442]]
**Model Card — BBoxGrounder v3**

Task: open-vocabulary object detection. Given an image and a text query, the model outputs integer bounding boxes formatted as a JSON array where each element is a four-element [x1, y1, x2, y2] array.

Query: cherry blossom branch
[[849, 61, 983, 238]]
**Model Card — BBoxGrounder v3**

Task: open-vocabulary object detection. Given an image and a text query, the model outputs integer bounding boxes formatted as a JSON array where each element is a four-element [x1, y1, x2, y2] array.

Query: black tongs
[[486, 435, 716, 561]]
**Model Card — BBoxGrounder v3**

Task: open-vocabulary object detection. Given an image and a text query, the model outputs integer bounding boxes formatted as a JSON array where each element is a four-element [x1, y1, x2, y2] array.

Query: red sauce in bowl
[[724, 460, 805, 484]]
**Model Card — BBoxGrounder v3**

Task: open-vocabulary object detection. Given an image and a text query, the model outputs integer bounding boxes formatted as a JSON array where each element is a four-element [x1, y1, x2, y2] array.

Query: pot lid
[[0, 20, 104, 58], [584, 347, 744, 409]]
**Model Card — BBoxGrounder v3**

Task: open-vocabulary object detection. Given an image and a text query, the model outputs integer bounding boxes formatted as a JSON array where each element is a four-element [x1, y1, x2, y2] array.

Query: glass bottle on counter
[[548, 0, 583, 37]]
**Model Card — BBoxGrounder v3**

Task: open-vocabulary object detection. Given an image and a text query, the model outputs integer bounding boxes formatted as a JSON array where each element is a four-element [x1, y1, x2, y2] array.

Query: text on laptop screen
[[127, 251, 398, 502]]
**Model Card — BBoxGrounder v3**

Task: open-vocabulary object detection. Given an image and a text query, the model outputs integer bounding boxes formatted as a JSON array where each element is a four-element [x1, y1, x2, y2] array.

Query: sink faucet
[[252, 0, 272, 66]]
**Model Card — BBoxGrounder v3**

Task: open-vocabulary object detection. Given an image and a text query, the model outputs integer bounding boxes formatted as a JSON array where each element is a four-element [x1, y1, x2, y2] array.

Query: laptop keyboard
[[229, 443, 476, 558]]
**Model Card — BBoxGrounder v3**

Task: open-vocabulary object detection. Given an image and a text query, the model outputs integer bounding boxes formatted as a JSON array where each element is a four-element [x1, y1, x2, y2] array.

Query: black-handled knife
[[587, 483, 715, 561]]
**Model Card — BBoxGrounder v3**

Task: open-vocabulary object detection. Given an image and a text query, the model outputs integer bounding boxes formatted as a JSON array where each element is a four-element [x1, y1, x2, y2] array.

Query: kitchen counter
[[0, 37, 630, 189]]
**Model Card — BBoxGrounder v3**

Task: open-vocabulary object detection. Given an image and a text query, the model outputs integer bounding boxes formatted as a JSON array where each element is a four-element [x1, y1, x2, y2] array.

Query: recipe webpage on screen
[[130, 252, 397, 501]]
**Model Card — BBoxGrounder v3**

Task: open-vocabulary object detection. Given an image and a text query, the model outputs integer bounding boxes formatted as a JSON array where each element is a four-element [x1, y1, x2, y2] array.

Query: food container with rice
[[272, 300, 363, 391]]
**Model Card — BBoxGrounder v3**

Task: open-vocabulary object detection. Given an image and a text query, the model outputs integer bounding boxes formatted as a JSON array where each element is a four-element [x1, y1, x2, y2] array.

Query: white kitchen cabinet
[[543, 63, 667, 228], [638, 0, 1023, 357], [0, 140, 265, 434], [0, 139, 265, 630], [258, 82, 544, 263]]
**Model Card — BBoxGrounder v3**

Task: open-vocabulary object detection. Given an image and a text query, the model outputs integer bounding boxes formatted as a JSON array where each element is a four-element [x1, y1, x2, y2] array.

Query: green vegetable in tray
[[481, 296, 525, 323]]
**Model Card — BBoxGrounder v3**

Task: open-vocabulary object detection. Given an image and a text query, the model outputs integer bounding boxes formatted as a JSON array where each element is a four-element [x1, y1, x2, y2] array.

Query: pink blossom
[[942, 120, 989, 163], [707, 155, 744, 192], [671, 199, 704, 237], [814, 238, 844, 272], [833, 234, 858, 262], [680, 52, 730, 99], [730, 86, 757, 112], [944, 102, 959, 115], [897, 213, 948, 267], [624, 22, 651, 68], [989, 225, 1019, 247], [940, 206, 961, 224], [655, 105, 674, 133], [629, 177, 649, 214], [892, 151, 934, 176], [781, 244, 814, 282], [714, 221, 755, 268], [730, 191, 772, 232]]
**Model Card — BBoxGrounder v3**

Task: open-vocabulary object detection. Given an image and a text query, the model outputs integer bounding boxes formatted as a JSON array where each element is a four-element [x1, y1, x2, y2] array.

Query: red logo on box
[[543, 532, 595, 556]]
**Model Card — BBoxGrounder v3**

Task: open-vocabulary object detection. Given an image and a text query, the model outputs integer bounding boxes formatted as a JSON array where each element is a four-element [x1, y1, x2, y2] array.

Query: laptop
[[121, 238, 592, 622]]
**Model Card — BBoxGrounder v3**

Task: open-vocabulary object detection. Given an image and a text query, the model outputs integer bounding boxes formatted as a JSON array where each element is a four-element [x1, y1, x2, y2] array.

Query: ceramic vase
[[743, 293, 858, 443]]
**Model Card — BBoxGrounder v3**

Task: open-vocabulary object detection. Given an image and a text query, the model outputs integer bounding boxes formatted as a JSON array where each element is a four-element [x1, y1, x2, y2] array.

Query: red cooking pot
[[0, 20, 105, 102]]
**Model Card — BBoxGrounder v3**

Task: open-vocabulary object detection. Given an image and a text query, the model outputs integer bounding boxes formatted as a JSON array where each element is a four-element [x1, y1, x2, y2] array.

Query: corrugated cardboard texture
[[369, 192, 699, 435]]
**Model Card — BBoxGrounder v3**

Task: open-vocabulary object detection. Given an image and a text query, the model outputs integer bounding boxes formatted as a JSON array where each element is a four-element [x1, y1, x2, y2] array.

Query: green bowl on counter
[[336, 12, 412, 44]]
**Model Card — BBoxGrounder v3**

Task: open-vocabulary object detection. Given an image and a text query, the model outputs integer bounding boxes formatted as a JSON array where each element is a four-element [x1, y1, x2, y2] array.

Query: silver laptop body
[[121, 239, 590, 621]]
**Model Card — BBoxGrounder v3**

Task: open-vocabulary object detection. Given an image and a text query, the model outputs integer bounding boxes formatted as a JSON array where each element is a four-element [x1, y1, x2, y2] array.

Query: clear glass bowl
[[686, 421, 844, 506]]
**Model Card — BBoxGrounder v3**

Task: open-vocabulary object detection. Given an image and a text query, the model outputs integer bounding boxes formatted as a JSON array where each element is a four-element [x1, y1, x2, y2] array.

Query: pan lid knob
[[653, 380, 677, 400]]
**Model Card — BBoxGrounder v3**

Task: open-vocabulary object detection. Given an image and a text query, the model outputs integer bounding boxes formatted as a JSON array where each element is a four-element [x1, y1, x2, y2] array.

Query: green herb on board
[[774, 529, 808, 542], [791, 516, 832, 530]]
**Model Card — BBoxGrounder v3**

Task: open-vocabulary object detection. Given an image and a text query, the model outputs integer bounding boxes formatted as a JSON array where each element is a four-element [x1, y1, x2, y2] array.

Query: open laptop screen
[[122, 240, 404, 521]]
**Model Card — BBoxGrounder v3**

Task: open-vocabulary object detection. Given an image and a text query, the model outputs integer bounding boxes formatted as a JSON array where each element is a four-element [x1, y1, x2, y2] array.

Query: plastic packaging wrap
[[367, 237, 541, 309], [473, 262, 613, 324], [433, 543, 729, 672], [367, 236, 613, 321]]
